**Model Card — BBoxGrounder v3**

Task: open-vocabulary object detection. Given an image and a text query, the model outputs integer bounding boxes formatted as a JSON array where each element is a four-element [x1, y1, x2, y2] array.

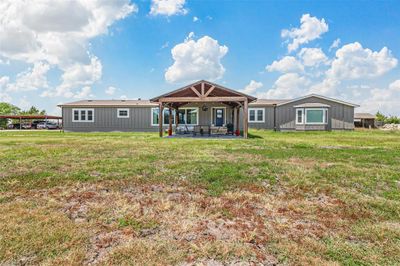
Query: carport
[[0, 115, 62, 129]]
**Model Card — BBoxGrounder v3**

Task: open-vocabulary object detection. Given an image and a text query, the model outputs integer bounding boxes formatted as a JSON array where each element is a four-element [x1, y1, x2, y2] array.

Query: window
[[306, 109, 326, 124], [73, 110, 79, 121], [117, 108, 129, 118], [186, 108, 198, 125], [296, 109, 304, 124], [248, 108, 264, 123], [163, 109, 175, 125], [151, 107, 197, 126], [151, 108, 176, 126], [72, 109, 94, 122], [296, 108, 328, 125]]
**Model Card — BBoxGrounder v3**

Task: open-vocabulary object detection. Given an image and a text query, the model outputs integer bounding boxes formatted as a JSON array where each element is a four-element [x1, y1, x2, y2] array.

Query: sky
[[1, 0, 400, 116]]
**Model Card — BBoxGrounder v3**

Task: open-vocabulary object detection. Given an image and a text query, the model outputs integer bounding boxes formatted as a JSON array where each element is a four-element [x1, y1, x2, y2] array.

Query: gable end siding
[[276, 96, 354, 131]]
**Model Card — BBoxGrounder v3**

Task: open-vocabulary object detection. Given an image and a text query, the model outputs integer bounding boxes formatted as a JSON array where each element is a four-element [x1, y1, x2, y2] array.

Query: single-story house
[[354, 113, 376, 128], [58, 80, 359, 138]]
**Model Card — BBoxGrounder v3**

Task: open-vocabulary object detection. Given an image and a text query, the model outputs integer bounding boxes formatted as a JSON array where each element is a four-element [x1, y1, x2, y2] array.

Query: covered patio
[[150, 80, 256, 138]]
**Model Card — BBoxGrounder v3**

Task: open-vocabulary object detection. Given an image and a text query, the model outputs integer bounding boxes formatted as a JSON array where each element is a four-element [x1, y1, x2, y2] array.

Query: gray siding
[[276, 96, 354, 131], [62, 107, 158, 132], [62, 97, 355, 132], [247, 106, 275, 129], [62, 104, 236, 132]]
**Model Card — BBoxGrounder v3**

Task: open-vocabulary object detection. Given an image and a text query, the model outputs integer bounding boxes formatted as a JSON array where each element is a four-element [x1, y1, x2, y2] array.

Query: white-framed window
[[296, 108, 304, 124], [151, 107, 198, 126], [72, 109, 94, 122], [248, 108, 265, 123], [296, 108, 328, 125], [117, 108, 129, 118]]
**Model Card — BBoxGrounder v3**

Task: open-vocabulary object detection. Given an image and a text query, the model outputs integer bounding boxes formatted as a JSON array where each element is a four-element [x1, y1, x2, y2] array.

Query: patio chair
[[227, 123, 234, 135], [193, 125, 201, 136]]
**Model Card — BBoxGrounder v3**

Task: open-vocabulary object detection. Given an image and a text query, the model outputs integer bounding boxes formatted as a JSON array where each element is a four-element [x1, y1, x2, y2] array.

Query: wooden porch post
[[168, 107, 172, 136], [243, 99, 248, 139], [235, 107, 240, 135], [175, 108, 179, 129], [159, 102, 163, 137]]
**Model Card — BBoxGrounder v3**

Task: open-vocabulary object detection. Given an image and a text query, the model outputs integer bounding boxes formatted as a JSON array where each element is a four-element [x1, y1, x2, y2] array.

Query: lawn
[[0, 130, 399, 265]]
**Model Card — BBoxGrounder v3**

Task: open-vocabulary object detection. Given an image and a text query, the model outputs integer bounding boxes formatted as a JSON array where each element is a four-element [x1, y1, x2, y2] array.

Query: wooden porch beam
[[204, 86, 215, 97], [201, 83, 205, 96], [159, 96, 247, 103], [190, 86, 202, 97]]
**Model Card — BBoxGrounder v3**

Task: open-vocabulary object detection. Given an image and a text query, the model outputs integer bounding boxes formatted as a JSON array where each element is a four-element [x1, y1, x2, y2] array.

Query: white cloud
[[0, 76, 11, 102], [185, 31, 195, 42], [241, 80, 263, 95], [327, 42, 398, 80], [308, 42, 398, 97], [105, 86, 117, 95], [120, 95, 128, 100], [329, 38, 341, 51], [266, 56, 304, 73], [6, 62, 50, 92], [193, 16, 199, 22], [41, 56, 102, 98], [19, 96, 31, 110], [358, 80, 400, 115], [308, 77, 339, 96], [259, 73, 310, 99], [161, 42, 169, 49], [73, 86, 93, 99], [298, 48, 328, 67], [0, 0, 136, 98], [281, 14, 328, 52], [150, 0, 188, 16], [165, 34, 228, 83]]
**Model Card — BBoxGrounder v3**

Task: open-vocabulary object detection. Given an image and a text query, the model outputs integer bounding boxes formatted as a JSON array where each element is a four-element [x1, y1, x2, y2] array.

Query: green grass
[[0, 129, 399, 265]]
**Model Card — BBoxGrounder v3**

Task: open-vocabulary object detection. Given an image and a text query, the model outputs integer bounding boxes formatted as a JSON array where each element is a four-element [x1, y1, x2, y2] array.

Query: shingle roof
[[354, 113, 376, 119], [293, 103, 331, 108], [58, 100, 157, 107], [249, 99, 289, 106]]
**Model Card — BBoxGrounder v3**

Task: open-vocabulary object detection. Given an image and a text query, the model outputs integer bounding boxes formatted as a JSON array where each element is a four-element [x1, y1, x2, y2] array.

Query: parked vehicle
[[21, 123, 32, 129], [32, 120, 46, 129], [45, 122, 59, 130], [37, 122, 47, 129], [36, 122, 59, 130], [7, 123, 31, 129]]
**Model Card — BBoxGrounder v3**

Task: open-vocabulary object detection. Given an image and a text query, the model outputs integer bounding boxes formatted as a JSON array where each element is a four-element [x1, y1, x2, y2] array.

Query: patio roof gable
[[150, 80, 257, 103]]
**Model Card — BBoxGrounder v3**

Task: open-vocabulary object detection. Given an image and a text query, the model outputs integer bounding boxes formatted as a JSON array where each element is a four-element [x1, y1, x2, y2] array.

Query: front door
[[214, 108, 224, 126]]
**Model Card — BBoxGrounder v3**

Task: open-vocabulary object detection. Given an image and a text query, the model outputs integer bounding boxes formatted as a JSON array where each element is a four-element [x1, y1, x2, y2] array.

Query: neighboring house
[[354, 113, 376, 128], [59, 80, 359, 137]]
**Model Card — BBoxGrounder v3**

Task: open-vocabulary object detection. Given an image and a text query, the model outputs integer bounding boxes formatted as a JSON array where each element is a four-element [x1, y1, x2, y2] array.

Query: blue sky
[[1, 0, 400, 115]]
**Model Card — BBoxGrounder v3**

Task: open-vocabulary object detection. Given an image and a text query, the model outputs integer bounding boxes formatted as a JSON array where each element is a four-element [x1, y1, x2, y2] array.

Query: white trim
[[117, 108, 130, 118], [248, 108, 265, 123], [296, 108, 304, 124], [304, 108, 328, 125], [277, 94, 359, 107], [151, 107, 199, 126], [72, 108, 94, 122], [151, 107, 158, 126], [210, 107, 227, 126]]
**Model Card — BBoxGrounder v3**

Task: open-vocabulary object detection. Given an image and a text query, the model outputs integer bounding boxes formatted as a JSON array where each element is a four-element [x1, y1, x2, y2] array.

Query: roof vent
[[121, 99, 126, 102], [88, 100, 93, 102], [138, 98, 141, 100]]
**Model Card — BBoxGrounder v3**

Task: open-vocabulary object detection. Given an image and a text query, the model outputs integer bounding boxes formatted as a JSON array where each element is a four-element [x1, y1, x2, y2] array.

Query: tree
[[375, 111, 386, 122], [21, 106, 46, 115], [0, 102, 21, 128], [375, 111, 400, 124]]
